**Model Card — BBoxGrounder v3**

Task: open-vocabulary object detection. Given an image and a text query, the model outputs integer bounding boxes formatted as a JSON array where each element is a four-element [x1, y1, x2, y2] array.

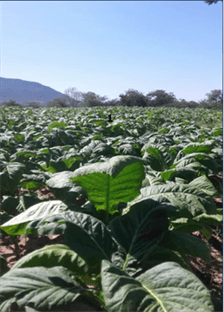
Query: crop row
[[0, 106, 222, 311]]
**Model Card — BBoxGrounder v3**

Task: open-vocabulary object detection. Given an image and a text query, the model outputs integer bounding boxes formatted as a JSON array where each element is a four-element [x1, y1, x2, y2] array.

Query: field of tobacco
[[0, 105, 223, 312]]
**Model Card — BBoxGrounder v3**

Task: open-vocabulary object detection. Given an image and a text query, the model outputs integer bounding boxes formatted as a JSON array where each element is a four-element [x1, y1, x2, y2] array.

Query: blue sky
[[1, 1, 222, 102]]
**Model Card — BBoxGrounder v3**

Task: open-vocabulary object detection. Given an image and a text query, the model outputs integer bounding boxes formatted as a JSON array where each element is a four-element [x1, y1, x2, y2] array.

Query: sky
[[0, 1, 223, 103]]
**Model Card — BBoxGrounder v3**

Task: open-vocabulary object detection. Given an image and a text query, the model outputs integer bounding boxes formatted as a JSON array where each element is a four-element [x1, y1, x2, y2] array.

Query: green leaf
[[189, 175, 219, 197], [0, 162, 25, 196], [142, 147, 167, 171], [62, 156, 80, 170], [46, 172, 73, 189], [14, 133, 24, 143], [182, 141, 215, 154], [46, 171, 85, 202], [15, 151, 37, 160], [0, 255, 8, 276], [0, 266, 100, 312], [212, 127, 222, 137], [161, 167, 197, 183], [20, 181, 43, 191], [160, 169, 176, 182], [46, 160, 68, 173], [193, 213, 223, 226], [1, 196, 19, 216], [70, 155, 145, 216], [141, 245, 192, 272], [11, 244, 92, 277], [109, 200, 177, 269], [24, 210, 119, 270], [131, 182, 217, 219], [47, 121, 67, 132], [158, 127, 169, 134], [0, 200, 69, 235], [101, 260, 214, 312], [170, 217, 213, 239], [173, 153, 219, 174], [159, 230, 211, 263]]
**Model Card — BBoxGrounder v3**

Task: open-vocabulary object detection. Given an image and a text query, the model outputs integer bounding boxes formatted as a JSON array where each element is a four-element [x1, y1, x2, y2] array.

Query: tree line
[[2, 0, 222, 109], [1, 88, 222, 109]]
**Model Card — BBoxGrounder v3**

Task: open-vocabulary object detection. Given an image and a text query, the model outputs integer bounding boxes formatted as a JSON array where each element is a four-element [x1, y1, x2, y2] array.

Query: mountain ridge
[[0, 77, 66, 105]]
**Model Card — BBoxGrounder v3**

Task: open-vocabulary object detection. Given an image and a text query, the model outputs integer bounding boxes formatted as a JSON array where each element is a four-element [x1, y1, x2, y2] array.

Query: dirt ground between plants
[[0, 181, 223, 311]]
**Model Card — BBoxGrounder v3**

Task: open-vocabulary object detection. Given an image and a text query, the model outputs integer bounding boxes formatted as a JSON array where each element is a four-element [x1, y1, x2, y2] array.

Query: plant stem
[[11, 236, 20, 259]]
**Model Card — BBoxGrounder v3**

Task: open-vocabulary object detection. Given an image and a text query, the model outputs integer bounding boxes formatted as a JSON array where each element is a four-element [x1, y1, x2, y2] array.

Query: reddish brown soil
[[188, 227, 223, 310]]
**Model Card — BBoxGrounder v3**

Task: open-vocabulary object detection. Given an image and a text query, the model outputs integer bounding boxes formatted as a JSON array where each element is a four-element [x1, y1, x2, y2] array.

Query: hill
[[0, 77, 65, 106]]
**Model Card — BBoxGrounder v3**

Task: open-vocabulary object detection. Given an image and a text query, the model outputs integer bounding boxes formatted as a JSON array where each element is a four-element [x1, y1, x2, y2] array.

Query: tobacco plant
[[0, 106, 222, 311], [1, 155, 221, 311]]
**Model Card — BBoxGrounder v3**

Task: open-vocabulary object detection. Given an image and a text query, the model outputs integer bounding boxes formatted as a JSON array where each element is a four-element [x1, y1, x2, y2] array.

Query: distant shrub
[[1, 99, 22, 107], [24, 101, 42, 108], [46, 97, 70, 108]]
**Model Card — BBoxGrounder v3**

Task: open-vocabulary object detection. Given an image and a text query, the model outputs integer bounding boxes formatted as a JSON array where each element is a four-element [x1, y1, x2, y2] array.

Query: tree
[[1, 99, 22, 107], [63, 87, 84, 107], [179, 98, 188, 103], [24, 101, 42, 108], [81, 92, 108, 107], [104, 98, 120, 107], [46, 97, 70, 108], [205, 89, 223, 105], [119, 89, 148, 107], [204, 0, 222, 5], [188, 101, 198, 108], [146, 90, 177, 107]]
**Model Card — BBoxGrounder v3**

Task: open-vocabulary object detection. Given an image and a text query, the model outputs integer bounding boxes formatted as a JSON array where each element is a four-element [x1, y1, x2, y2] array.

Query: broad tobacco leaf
[[24, 210, 119, 270], [130, 182, 217, 219], [11, 244, 88, 275], [70, 155, 145, 215], [0, 162, 25, 196], [109, 200, 177, 269], [101, 260, 214, 312], [0, 200, 69, 235], [0, 266, 101, 312]]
